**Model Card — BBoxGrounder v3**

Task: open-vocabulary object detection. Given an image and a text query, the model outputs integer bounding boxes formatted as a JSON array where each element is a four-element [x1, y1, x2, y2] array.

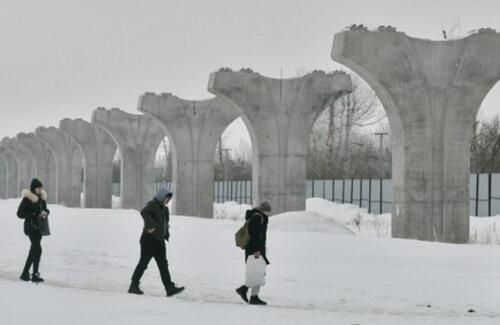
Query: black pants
[[22, 232, 42, 275], [131, 235, 172, 289]]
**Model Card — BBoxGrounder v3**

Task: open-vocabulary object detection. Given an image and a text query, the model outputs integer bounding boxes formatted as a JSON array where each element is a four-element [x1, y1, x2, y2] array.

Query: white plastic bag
[[245, 256, 267, 287]]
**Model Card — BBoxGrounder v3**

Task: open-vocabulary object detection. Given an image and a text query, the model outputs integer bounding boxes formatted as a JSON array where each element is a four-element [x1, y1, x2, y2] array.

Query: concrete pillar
[[0, 154, 8, 199], [35, 127, 83, 207], [60, 118, 117, 208], [92, 108, 165, 210], [1, 137, 37, 192], [17, 132, 58, 204], [0, 146, 19, 198], [208, 68, 352, 214], [139, 93, 240, 218], [331, 26, 500, 243]]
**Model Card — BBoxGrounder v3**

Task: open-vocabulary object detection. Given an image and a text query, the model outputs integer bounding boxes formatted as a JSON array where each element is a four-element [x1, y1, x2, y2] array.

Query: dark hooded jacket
[[245, 208, 270, 265], [140, 197, 171, 241], [17, 179, 50, 236]]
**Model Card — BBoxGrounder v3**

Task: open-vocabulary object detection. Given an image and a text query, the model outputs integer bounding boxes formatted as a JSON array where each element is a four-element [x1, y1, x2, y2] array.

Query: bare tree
[[308, 73, 388, 179], [471, 116, 500, 173]]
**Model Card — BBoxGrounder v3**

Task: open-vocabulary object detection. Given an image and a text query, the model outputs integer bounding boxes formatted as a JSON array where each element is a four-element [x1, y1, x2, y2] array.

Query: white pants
[[250, 286, 260, 297]]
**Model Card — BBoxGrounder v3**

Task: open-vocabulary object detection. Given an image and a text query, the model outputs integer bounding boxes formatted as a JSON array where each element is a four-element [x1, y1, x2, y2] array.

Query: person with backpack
[[235, 201, 272, 305], [128, 187, 184, 297], [17, 178, 50, 283]]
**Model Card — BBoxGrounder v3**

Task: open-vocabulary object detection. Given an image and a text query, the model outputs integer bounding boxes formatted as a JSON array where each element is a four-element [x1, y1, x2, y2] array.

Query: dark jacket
[[140, 198, 170, 241], [245, 208, 270, 265], [17, 189, 50, 236]]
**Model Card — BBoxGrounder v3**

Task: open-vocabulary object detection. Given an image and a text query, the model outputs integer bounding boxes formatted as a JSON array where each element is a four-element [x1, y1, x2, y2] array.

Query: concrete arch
[[208, 68, 352, 214], [60, 118, 116, 208], [92, 107, 165, 210], [35, 127, 83, 207], [17, 132, 58, 204], [331, 26, 500, 243], [0, 153, 8, 199], [0, 146, 20, 198], [139, 93, 240, 218], [1, 137, 38, 192]]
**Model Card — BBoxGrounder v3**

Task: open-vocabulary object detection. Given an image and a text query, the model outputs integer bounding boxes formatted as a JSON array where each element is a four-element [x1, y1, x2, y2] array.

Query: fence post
[[488, 173, 492, 217], [368, 178, 372, 214], [332, 179, 335, 202], [323, 180, 326, 199], [312, 180, 315, 197], [475, 173, 480, 216], [342, 179, 345, 203], [359, 179, 363, 207], [379, 179, 383, 214], [350, 179, 354, 204]]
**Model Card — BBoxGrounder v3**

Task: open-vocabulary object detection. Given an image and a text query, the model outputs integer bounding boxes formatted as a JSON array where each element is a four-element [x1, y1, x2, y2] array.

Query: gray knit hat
[[155, 187, 173, 202], [258, 201, 272, 212]]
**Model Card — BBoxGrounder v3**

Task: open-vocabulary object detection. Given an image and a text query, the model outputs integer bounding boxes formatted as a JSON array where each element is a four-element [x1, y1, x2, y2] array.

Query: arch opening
[[307, 73, 392, 214], [213, 117, 254, 219]]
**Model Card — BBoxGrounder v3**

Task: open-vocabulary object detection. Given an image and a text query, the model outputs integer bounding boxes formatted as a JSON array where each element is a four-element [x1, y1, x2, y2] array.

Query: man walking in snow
[[128, 187, 184, 297], [236, 201, 272, 305]]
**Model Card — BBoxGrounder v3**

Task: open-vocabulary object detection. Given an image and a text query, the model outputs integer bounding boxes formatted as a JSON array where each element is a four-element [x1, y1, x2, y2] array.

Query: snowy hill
[[0, 198, 499, 324]]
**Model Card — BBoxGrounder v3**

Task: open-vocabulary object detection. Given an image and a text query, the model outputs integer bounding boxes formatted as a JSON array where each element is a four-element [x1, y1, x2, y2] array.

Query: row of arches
[[0, 69, 351, 218]]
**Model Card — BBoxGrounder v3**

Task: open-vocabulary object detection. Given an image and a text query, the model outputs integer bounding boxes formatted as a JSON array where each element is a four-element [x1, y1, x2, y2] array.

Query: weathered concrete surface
[[0, 154, 8, 199], [36, 127, 83, 207], [331, 26, 500, 243], [17, 132, 58, 204], [1, 137, 37, 192], [208, 69, 352, 214], [0, 146, 19, 198], [139, 93, 240, 218], [92, 108, 165, 210], [60, 118, 116, 208]]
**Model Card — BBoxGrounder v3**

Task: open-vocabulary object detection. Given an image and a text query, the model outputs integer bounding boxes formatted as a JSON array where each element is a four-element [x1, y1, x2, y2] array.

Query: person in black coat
[[236, 201, 271, 305], [128, 187, 184, 297], [17, 178, 50, 283]]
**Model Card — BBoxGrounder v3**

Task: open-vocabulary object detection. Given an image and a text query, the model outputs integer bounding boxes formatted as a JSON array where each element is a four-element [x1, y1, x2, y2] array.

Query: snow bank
[[214, 201, 353, 235], [307, 197, 500, 245], [213, 201, 251, 220], [270, 211, 354, 235], [470, 216, 500, 245], [306, 198, 391, 237]]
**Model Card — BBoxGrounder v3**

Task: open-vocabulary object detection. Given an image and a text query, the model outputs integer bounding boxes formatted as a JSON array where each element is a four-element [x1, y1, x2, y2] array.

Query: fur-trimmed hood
[[21, 189, 48, 203]]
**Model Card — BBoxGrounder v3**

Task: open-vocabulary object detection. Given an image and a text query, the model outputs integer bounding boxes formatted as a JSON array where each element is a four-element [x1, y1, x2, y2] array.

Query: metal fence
[[305, 173, 500, 216], [111, 173, 500, 216], [214, 180, 253, 205], [306, 179, 393, 214]]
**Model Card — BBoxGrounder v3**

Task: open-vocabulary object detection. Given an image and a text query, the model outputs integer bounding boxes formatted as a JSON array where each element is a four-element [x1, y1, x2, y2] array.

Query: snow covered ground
[[1, 198, 500, 324]]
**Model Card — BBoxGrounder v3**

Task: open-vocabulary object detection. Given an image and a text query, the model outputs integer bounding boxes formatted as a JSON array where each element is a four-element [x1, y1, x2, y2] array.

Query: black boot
[[31, 273, 44, 283], [166, 283, 185, 297], [20, 273, 30, 282], [128, 282, 144, 295], [249, 296, 267, 305], [236, 285, 249, 302]]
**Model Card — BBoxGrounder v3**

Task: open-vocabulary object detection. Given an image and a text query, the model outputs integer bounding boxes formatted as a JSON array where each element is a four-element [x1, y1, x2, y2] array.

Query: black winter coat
[[140, 198, 170, 241], [17, 189, 50, 236], [245, 208, 270, 265]]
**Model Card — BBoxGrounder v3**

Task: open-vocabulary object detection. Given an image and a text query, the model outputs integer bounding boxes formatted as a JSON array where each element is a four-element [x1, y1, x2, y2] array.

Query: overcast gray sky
[[1, 0, 500, 142]]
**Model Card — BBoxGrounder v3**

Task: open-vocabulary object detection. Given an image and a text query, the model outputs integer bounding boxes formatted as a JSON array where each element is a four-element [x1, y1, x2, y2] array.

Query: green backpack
[[235, 220, 250, 249], [235, 212, 263, 249]]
